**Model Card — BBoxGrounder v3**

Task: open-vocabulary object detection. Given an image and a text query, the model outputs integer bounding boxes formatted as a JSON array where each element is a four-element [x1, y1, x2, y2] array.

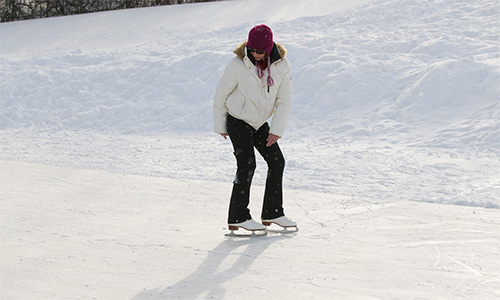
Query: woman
[[213, 24, 296, 233]]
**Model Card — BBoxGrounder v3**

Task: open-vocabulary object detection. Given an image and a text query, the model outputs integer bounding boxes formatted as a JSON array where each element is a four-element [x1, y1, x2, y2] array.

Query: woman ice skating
[[213, 24, 297, 234]]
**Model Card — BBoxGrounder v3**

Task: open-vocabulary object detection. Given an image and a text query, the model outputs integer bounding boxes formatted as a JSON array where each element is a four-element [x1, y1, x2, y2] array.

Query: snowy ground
[[2, 160, 500, 300], [1, 0, 500, 299]]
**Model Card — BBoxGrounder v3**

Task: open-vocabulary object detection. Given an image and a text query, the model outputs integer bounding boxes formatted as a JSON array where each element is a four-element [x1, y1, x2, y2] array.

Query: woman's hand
[[266, 134, 280, 147], [220, 133, 228, 139]]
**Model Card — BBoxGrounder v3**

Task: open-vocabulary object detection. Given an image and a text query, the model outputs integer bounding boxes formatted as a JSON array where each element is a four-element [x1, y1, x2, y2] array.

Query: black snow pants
[[226, 114, 285, 224]]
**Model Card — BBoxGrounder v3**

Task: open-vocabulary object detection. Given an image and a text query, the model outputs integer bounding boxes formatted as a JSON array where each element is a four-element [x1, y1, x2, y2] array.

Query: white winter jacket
[[213, 42, 292, 137]]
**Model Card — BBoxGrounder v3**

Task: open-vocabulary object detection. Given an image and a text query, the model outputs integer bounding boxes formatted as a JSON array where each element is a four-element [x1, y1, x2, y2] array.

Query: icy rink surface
[[1, 161, 499, 300]]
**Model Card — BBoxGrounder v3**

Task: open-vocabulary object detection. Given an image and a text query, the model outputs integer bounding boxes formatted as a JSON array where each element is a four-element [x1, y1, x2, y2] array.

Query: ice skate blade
[[266, 226, 299, 234], [225, 229, 267, 237], [262, 220, 298, 228], [263, 222, 299, 234]]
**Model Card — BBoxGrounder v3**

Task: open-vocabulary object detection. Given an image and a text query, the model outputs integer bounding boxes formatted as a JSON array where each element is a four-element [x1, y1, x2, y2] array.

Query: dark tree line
[[1, 0, 222, 22]]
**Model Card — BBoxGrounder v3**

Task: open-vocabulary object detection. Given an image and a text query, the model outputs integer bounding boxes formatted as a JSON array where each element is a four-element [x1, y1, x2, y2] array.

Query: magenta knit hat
[[247, 24, 274, 56]]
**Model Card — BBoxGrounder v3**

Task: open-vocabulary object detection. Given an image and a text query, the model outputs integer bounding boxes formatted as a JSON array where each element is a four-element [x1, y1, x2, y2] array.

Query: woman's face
[[251, 51, 266, 61], [248, 48, 267, 62]]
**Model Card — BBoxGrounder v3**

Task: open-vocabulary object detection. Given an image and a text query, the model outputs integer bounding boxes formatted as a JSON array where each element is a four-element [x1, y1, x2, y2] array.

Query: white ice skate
[[226, 219, 267, 237], [262, 216, 298, 233]]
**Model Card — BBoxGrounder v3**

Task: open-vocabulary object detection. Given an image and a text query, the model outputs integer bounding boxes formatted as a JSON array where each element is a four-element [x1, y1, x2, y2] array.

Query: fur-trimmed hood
[[233, 41, 287, 63]]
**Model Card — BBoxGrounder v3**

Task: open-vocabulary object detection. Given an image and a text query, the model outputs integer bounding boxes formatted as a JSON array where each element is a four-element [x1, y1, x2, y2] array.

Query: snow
[[1, 0, 499, 299], [2, 161, 500, 299]]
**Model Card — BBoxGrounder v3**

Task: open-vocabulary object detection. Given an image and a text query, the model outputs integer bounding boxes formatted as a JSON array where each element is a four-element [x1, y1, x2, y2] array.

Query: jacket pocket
[[226, 93, 245, 117], [239, 98, 259, 121]]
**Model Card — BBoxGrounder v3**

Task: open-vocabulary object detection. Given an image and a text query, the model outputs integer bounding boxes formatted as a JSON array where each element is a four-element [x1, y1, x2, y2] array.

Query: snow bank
[[1, 1, 499, 203], [1, 0, 498, 149]]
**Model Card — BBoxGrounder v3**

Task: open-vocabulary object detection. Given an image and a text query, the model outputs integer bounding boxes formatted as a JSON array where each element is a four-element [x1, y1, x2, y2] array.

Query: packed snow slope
[[1, 0, 500, 299], [1, 0, 499, 208], [1, 0, 498, 147]]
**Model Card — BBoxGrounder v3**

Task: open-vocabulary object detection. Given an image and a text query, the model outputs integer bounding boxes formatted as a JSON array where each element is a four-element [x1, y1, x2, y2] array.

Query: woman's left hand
[[266, 134, 280, 147]]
